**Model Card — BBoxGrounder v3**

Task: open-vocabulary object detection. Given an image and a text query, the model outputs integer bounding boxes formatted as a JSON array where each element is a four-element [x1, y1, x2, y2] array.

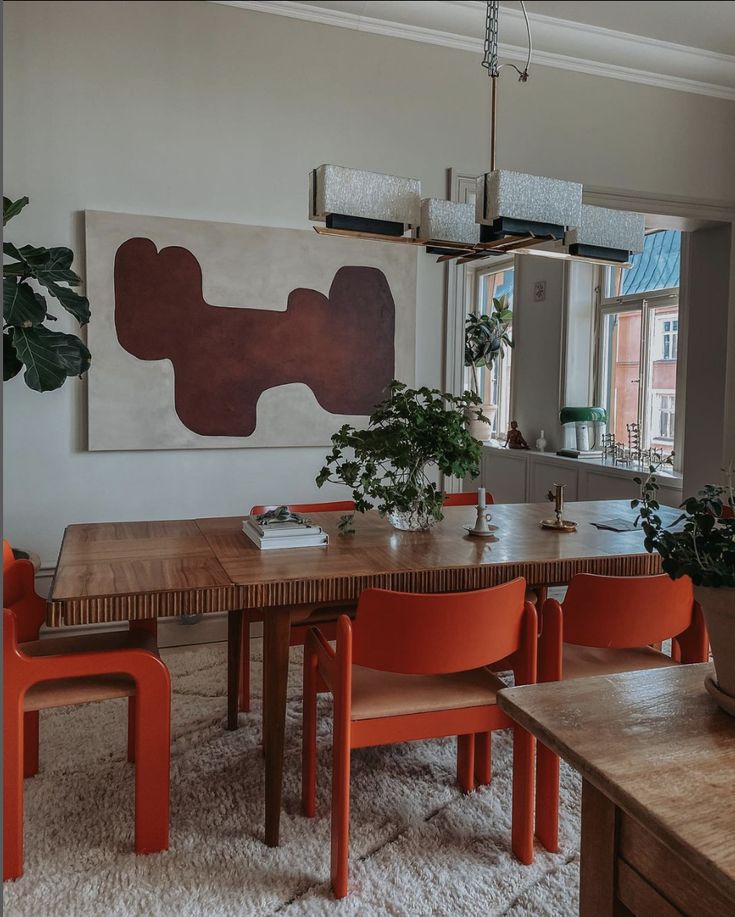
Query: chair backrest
[[442, 491, 495, 507], [3, 543, 46, 643], [249, 500, 355, 516], [561, 573, 694, 648], [3, 539, 15, 571], [351, 578, 531, 675]]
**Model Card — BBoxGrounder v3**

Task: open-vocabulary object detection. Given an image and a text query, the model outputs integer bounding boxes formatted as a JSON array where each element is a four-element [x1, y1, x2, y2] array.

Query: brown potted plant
[[634, 464, 735, 715]]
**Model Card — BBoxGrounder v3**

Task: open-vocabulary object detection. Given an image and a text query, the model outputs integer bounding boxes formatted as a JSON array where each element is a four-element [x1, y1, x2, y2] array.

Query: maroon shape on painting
[[113, 238, 396, 436]]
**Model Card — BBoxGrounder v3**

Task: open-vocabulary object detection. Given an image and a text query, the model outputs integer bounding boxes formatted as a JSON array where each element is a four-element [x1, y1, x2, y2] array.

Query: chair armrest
[[304, 625, 336, 690]]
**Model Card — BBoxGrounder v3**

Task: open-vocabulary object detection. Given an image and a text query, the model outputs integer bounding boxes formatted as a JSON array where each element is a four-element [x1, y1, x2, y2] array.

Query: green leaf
[[3, 196, 29, 226], [11, 325, 91, 392], [3, 330, 23, 380], [3, 277, 47, 326], [43, 281, 90, 325]]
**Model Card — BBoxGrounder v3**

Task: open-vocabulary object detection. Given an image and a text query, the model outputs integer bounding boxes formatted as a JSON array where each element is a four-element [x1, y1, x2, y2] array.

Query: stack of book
[[242, 514, 329, 550]]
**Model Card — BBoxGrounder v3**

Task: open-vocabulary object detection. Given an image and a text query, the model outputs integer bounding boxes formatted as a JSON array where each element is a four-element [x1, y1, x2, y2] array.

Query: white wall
[[4, 0, 735, 565]]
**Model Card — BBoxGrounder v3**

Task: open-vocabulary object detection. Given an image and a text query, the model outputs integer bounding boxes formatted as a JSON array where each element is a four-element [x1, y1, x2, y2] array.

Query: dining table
[[48, 499, 666, 847]]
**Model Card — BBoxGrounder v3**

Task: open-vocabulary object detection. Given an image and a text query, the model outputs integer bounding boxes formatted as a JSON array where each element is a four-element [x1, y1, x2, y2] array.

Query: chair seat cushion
[[24, 675, 136, 711], [20, 627, 158, 658], [562, 643, 676, 681], [350, 665, 506, 721]]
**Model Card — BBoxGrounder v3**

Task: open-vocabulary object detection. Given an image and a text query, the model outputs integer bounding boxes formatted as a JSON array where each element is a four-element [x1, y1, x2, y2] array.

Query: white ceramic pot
[[465, 403, 497, 442], [694, 585, 735, 715]]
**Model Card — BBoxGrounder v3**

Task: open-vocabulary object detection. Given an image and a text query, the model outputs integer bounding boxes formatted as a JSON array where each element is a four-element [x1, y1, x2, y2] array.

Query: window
[[467, 263, 514, 439], [598, 230, 681, 460]]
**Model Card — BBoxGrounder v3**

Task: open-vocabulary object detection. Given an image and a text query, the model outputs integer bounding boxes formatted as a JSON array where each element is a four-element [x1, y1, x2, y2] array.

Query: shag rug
[[4, 642, 581, 916]]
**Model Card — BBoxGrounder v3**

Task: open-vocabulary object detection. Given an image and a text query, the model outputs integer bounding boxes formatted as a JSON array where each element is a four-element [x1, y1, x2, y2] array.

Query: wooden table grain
[[49, 500, 667, 847], [498, 665, 735, 917]]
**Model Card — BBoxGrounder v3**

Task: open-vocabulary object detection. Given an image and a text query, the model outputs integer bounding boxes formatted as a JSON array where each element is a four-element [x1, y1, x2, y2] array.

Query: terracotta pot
[[694, 585, 735, 712], [465, 403, 497, 442]]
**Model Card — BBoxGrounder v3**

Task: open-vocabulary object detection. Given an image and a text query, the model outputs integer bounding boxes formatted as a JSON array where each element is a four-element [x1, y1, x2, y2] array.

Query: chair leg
[[330, 709, 351, 898], [535, 740, 560, 853], [23, 711, 40, 778], [133, 681, 170, 855], [239, 615, 251, 713], [302, 653, 318, 817], [456, 734, 476, 794], [127, 697, 136, 763], [511, 725, 535, 865], [474, 732, 491, 786], [4, 693, 24, 880]]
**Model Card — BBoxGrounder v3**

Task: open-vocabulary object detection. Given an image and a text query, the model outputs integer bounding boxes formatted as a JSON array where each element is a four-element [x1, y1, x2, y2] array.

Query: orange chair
[[535, 573, 709, 854], [442, 491, 489, 507], [234, 501, 356, 716], [302, 579, 538, 898]]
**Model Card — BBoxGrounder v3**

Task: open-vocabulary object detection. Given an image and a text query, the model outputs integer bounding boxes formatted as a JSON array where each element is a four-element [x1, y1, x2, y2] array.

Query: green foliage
[[464, 294, 513, 396], [317, 381, 485, 531], [3, 196, 91, 392], [633, 463, 735, 588]]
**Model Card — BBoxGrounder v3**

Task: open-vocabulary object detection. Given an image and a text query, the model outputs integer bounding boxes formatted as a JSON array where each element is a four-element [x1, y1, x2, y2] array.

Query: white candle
[[478, 487, 486, 509]]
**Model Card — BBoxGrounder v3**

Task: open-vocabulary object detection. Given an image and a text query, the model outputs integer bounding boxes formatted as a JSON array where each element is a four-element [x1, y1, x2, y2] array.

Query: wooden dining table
[[48, 499, 665, 847]]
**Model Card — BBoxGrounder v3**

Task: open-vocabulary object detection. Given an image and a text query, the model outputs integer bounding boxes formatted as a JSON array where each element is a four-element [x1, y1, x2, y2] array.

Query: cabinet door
[[482, 450, 528, 503], [530, 459, 579, 503]]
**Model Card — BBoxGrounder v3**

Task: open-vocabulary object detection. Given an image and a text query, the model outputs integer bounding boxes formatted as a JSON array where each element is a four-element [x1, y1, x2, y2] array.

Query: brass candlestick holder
[[540, 483, 577, 532]]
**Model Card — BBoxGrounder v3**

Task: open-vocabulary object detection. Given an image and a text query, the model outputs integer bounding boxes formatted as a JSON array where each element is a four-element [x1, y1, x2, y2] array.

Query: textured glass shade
[[475, 170, 582, 229], [419, 199, 480, 245], [567, 205, 645, 253], [309, 165, 421, 227]]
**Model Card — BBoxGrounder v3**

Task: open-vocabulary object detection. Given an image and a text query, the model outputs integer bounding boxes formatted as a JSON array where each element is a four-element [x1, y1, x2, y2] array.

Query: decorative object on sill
[[505, 420, 529, 450], [316, 381, 484, 532], [464, 295, 513, 442], [309, 2, 644, 268], [418, 199, 480, 254], [559, 406, 607, 457], [309, 165, 421, 237], [535, 430, 547, 452], [3, 196, 91, 392], [634, 463, 735, 716], [85, 211, 416, 450], [541, 482, 577, 532]]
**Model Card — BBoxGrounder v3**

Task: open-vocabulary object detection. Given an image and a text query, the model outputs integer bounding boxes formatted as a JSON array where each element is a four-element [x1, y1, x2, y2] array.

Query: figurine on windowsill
[[505, 420, 529, 450]]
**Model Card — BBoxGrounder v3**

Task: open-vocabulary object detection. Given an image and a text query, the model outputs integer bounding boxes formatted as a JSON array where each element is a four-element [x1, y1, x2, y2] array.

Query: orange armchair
[[535, 573, 709, 853], [302, 579, 538, 898], [3, 608, 171, 880]]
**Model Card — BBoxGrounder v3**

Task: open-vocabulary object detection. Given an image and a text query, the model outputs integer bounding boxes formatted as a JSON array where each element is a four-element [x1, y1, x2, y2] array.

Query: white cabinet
[[482, 446, 683, 506]]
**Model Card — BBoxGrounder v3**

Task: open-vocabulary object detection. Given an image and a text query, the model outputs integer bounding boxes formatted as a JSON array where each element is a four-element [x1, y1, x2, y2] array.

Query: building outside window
[[598, 230, 681, 459], [468, 263, 514, 439]]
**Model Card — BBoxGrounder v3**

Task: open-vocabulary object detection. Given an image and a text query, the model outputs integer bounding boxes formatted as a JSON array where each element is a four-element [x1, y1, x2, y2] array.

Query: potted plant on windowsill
[[634, 465, 735, 715], [316, 381, 484, 532], [464, 294, 513, 442]]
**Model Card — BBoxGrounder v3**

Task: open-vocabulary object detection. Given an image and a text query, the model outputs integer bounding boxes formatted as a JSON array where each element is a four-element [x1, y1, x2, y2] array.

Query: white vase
[[387, 506, 439, 531], [535, 430, 547, 452], [465, 403, 497, 442], [694, 585, 735, 715]]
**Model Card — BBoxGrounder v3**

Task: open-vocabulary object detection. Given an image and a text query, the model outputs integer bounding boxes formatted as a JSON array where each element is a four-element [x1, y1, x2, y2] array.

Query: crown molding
[[212, 1, 735, 102]]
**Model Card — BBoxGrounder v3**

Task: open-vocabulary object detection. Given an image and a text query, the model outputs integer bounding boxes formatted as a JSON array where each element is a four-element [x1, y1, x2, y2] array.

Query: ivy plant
[[3, 196, 91, 392], [633, 463, 735, 588], [464, 294, 513, 396], [316, 381, 485, 531]]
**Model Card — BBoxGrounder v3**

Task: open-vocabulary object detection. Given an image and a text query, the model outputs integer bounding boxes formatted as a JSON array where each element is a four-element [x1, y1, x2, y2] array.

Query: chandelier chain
[[482, 0, 532, 83]]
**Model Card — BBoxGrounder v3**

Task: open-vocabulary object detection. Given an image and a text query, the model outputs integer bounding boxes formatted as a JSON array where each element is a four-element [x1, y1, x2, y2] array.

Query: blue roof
[[622, 230, 681, 295]]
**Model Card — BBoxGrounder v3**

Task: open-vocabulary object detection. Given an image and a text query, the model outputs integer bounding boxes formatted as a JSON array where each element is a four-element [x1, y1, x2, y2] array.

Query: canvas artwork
[[85, 211, 417, 450]]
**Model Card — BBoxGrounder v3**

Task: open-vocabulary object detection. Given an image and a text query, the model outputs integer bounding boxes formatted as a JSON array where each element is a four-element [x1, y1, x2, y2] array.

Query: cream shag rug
[[4, 642, 581, 916]]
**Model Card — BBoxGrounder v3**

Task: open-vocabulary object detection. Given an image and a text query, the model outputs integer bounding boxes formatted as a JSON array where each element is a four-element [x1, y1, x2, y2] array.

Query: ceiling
[[216, 1, 735, 100]]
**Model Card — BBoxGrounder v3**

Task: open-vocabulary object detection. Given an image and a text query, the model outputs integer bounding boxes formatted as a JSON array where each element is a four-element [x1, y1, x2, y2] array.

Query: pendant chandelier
[[309, 1, 644, 267]]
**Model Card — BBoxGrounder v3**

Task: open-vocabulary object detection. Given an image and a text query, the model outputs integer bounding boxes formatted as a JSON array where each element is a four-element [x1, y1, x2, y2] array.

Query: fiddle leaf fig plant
[[3, 195, 91, 392], [465, 293, 513, 397], [316, 380, 484, 532], [633, 463, 735, 587]]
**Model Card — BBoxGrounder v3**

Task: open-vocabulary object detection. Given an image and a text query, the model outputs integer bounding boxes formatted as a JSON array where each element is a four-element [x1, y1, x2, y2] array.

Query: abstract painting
[[85, 211, 416, 450]]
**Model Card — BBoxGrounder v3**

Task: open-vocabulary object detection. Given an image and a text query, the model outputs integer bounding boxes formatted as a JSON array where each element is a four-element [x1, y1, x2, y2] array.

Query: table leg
[[227, 610, 243, 731], [263, 607, 292, 847], [580, 778, 618, 917]]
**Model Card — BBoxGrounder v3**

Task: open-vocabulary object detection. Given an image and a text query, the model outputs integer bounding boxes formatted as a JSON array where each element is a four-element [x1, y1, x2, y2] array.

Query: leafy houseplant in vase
[[635, 466, 735, 715], [317, 381, 484, 532], [464, 294, 513, 442]]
